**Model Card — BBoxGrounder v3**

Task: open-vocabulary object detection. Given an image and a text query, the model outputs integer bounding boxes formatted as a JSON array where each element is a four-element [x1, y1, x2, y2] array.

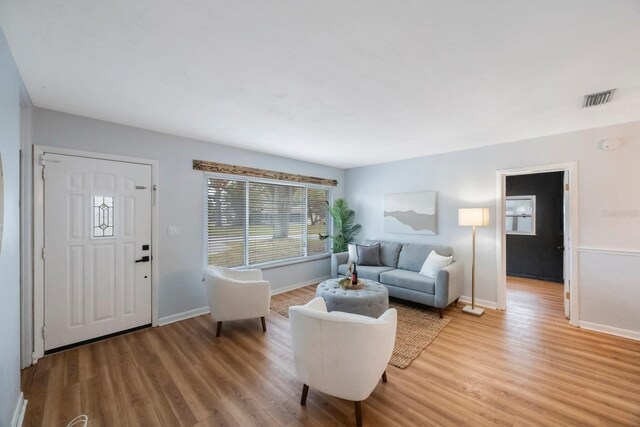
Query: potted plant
[[319, 198, 362, 253]]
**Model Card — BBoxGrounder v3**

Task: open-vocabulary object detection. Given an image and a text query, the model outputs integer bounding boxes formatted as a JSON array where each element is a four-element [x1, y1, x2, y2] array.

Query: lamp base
[[462, 305, 485, 316]]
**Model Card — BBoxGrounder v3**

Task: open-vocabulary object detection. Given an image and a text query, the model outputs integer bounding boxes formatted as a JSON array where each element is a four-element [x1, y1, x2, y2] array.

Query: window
[[206, 176, 330, 267], [93, 196, 114, 237], [505, 195, 536, 235]]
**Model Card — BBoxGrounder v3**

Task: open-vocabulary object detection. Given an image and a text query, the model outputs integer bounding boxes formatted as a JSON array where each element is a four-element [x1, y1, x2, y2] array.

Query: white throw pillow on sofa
[[420, 250, 453, 278], [348, 243, 358, 263]]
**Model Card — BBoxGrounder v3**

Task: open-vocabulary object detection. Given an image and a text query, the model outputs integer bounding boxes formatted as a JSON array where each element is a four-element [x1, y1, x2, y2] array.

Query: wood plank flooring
[[22, 277, 640, 426]]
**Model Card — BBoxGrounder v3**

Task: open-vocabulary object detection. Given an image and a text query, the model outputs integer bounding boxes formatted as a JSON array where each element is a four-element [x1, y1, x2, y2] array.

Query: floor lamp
[[458, 208, 490, 316]]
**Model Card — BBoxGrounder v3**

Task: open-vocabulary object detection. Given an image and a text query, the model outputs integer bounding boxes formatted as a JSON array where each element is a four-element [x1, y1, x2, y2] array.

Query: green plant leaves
[[318, 198, 361, 253]]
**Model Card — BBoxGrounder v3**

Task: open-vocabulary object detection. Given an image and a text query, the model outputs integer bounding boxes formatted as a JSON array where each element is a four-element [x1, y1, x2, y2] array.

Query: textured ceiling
[[1, 0, 639, 168]]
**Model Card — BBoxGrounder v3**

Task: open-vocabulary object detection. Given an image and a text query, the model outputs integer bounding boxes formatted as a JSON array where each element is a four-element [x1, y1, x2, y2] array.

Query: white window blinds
[[206, 177, 330, 267], [307, 188, 329, 256], [248, 182, 305, 264], [207, 178, 246, 267]]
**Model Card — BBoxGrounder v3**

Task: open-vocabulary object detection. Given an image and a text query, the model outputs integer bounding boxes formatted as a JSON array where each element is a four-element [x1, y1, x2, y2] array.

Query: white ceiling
[[2, 1, 640, 168]]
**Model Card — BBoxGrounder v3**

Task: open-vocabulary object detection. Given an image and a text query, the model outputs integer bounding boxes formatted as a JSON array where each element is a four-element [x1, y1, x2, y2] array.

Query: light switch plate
[[167, 226, 180, 236]]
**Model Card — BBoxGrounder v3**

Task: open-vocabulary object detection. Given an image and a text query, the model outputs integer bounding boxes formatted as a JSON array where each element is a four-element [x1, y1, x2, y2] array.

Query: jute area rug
[[271, 287, 451, 369]]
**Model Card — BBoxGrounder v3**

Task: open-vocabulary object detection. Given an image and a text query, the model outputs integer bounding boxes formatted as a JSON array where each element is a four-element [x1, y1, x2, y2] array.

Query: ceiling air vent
[[583, 89, 615, 108]]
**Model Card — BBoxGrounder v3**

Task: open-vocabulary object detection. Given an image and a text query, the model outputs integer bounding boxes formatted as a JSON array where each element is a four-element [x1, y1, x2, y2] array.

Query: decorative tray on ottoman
[[338, 278, 365, 290]]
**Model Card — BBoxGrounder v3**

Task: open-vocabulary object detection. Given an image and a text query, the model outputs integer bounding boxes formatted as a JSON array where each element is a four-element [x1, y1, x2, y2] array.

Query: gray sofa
[[331, 240, 463, 317]]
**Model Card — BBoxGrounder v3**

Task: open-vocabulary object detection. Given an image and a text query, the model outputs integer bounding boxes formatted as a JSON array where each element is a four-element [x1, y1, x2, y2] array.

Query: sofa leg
[[382, 370, 387, 383], [216, 321, 223, 337], [300, 384, 309, 406], [355, 401, 362, 427], [261, 316, 267, 332], [438, 308, 444, 319]]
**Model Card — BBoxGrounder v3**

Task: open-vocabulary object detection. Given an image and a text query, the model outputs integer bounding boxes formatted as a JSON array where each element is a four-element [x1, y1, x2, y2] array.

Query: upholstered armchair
[[289, 297, 397, 427], [204, 266, 271, 337]]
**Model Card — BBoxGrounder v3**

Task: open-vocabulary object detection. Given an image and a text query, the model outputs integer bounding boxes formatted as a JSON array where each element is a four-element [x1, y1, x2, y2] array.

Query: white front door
[[43, 153, 152, 351]]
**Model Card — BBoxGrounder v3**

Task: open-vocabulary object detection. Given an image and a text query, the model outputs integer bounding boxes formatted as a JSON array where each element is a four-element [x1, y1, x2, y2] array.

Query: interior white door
[[43, 153, 152, 351], [563, 171, 570, 318]]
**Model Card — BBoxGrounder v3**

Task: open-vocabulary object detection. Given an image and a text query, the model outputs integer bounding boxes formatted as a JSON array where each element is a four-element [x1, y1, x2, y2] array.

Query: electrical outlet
[[167, 226, 180, 236]]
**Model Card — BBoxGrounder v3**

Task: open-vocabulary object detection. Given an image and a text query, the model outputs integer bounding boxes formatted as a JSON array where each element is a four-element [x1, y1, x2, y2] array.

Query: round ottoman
[[315, 278, 389, 318]]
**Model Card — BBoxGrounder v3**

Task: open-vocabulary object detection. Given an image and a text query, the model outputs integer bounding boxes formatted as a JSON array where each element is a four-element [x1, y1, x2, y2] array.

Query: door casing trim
[[32, 145, 160, 361], [19, 93, 33, 368]]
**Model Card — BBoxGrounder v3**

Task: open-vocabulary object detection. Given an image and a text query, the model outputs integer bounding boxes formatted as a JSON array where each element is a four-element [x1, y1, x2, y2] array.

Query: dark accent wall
[[506, 172, 564, 282]]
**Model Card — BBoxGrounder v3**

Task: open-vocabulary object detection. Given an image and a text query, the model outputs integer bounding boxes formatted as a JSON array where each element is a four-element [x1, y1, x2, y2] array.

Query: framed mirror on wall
[[505, 195, 536, 235]]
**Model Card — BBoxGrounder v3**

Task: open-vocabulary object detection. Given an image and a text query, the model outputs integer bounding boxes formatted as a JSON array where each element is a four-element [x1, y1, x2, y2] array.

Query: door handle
[[135, 256, 150, 263]]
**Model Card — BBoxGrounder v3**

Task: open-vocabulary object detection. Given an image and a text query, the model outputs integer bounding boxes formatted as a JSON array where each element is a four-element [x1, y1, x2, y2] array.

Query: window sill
[[234, 253, 331, 271]]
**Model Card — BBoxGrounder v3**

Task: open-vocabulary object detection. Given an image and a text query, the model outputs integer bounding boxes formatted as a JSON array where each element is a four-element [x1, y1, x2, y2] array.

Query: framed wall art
[[384, 191, 436, 235]]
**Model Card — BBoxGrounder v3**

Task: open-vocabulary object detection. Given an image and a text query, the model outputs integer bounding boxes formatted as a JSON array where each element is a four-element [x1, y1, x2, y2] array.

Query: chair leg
[[216, 321, 223, 337], [300, 384, 309, 406], [355, 401, 362, 427], [438, 308, 444, 319], [261, 316, 266, 332], [382, 370, 387, 383]]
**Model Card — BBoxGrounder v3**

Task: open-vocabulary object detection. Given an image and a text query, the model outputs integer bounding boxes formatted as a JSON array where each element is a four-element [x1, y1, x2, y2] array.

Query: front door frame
[[495, 162, 579, 326], [19, 91, 33, 368], [32, 145, 160, 361]]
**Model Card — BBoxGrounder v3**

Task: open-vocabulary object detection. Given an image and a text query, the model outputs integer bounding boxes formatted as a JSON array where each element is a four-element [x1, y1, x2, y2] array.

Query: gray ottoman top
[[316, 278, 389, 318]]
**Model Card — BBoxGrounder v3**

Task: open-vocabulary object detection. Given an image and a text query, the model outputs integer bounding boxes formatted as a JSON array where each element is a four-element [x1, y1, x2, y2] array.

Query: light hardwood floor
[[22, 278, 640, 426]]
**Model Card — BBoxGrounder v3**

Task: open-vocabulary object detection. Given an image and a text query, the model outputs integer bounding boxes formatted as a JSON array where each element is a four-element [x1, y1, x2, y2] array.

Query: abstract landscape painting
[[384, 191, 436, 235]]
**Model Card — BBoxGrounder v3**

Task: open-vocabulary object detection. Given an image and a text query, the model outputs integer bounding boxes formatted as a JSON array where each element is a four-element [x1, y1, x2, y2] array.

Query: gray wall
[[0, 28, 25, 427], [345, 121, 640, 334], [32, 108, 344, 321]]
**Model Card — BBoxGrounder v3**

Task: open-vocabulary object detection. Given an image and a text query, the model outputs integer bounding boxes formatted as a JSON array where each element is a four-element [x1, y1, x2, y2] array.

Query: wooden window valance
[[193, 160, 338, 187]]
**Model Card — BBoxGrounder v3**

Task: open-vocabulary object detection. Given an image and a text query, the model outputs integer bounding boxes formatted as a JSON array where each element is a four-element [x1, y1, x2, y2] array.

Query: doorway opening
[[505, 171, 565, 318], [496, 163, 579, 326]]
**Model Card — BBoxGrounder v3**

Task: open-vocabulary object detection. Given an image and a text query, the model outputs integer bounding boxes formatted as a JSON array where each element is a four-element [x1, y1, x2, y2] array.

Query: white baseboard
[[578, 321, 640, 341], [157, 276, 329, 326], [458, 296, 498, 310], [158, 306, 210, 326], [270, 275, 330, 296], [12, 393, 27, 427]]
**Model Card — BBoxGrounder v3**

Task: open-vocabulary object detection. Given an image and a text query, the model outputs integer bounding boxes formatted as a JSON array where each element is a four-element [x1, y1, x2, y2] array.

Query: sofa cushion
[[366, 240, 402, 268], [337, 263, 350, 276], [357, 266, 394, 281], [357, 244, 381, 266], [337, 264, 394, 281], [397, 244, 454, 272], [397, 244, 433, 272], [379, 269, 436, 294]]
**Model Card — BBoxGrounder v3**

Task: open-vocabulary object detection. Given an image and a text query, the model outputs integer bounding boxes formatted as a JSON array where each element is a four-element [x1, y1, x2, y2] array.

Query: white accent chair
[[289, 297, 397, 427], [204, 266, 271, 337]]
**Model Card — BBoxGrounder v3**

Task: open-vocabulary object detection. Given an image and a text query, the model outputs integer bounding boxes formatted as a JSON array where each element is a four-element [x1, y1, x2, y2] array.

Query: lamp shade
[[458, 208, 490, 227]]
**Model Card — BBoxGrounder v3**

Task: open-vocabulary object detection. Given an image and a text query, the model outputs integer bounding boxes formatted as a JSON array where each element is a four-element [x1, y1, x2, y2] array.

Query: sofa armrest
[[434, 261, 464, 308], [331, 251, 349, 278]]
